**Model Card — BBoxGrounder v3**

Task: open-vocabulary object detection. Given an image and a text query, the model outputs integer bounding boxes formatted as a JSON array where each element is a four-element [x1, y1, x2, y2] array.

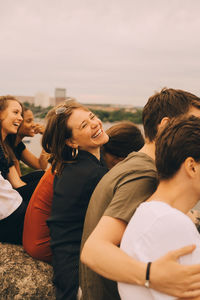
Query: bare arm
[[81, 216, 145, 285], [81, 216, 200, 298], [21, 148, 48, 170], [7, 165, 26, 188]]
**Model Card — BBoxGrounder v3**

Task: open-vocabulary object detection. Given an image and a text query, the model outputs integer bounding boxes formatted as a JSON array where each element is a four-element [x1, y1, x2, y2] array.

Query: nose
[[90, 118, 99, 128], [18, 114, 23, 122]]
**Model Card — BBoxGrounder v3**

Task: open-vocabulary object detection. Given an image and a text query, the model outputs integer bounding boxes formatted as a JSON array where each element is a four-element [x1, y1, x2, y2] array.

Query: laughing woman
[[0, 95, 25, 188], [0, 95, 34, 244], [42, 100, 109, 300]]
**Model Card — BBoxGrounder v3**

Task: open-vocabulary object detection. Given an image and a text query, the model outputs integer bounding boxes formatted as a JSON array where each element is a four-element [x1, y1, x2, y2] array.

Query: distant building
[[55, 88, 66, 105], [35, 92, 50, 107]]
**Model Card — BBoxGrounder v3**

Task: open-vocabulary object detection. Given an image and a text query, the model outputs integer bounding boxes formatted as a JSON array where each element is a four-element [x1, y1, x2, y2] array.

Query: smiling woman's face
[[18, 109, 35, 138], [66, 108, 109, 156], [0, 100, 23, 140]]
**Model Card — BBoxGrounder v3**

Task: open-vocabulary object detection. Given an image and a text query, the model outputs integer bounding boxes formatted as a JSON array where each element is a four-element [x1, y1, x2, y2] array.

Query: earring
[[72, 148, 78, 159]]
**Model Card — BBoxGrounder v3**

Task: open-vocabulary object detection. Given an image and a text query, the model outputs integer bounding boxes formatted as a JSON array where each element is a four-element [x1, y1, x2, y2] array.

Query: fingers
[[34, 123, 45, 134], [187, 273, 200, 289], [168, 245, 196, 260]]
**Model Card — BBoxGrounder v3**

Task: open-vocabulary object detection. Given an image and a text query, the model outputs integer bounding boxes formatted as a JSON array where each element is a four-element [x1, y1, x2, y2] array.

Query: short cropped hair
[[155, 116, 200, 180], [142, 88, 200, 141], [102, 121, 144, 158]]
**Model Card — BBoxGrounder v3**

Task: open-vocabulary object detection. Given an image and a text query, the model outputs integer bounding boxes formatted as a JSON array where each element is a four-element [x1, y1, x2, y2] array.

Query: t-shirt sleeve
[[14, 142, 26, 160], [104, 176, 157, 223]]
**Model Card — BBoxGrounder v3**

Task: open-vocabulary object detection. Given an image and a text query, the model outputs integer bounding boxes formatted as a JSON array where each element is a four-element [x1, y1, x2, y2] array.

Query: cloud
[[0, 0, 200, 106]]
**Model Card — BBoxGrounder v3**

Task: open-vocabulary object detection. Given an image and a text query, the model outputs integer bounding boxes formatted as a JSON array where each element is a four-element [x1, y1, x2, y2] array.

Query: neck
[[139, 139, 155, 161], [90, 148, 100, 160], [149, 174, 199, 214]]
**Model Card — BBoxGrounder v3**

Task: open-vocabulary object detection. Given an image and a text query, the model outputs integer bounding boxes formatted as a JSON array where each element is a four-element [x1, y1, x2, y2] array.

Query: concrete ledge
[[0, 242, 56, 299]]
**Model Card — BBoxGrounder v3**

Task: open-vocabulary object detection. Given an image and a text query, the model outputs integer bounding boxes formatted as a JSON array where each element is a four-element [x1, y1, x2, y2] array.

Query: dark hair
[[42, 100, 89, 174], [0, 95, 23, 165], [102, 121, 144, 158], [23, 106, 30, 113], [142, 88, 200, 141], [155, 116, 200, 180]]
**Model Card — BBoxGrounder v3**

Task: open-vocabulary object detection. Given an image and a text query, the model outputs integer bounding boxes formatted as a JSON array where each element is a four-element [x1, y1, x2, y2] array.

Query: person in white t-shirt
[[118, 116, 200, 300]]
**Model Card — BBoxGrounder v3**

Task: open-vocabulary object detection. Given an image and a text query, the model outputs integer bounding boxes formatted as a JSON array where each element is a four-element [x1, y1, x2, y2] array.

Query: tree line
[[23, 102, 143, 124]]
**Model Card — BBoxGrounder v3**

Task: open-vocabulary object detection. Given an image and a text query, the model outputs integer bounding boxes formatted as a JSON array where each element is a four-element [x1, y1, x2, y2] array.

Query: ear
[[184, 157, 196, 178], [65, 138, 78, 149], [157, 117, 170, 132]]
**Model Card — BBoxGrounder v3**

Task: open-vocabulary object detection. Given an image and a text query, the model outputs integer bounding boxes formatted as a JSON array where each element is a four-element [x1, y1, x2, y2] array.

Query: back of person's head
[[142, 88, 200, 142], [42, 99, 89, 174], [103, 121, 144, 154], [102, 122, 144, 169], [155, 115, 200, 180]]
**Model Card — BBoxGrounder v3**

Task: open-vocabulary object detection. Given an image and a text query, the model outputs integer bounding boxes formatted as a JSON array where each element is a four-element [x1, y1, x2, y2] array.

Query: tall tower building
[[55, 88, 66, 105]]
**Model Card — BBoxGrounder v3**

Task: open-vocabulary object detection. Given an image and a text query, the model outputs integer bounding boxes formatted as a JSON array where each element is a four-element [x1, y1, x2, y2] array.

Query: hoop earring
[[72, 148, 78, 159]]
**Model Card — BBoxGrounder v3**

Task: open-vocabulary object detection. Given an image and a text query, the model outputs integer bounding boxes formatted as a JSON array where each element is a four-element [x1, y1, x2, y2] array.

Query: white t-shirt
[[118, 201, 200, 300], [0, 172, 22, 220]]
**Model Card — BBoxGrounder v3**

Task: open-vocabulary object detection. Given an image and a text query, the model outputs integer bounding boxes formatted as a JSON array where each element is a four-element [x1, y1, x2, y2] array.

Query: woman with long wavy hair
[[42, 99, 109, 300]]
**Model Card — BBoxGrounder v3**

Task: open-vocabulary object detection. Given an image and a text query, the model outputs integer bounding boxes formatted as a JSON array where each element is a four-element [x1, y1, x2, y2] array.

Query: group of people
[[1, 89, 200, 300]]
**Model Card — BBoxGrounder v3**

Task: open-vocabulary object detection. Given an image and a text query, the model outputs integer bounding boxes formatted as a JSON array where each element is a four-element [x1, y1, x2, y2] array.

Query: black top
[[0, 143, 13, 179], [13, 142, 26, 160], [47, 150, 108, 252]]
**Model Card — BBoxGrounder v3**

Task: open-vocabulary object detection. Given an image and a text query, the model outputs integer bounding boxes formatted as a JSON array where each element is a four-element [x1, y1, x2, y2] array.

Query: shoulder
[[104, 151, 157, 186], [121, 203, 200, 261], [14, 142, 26, 159]]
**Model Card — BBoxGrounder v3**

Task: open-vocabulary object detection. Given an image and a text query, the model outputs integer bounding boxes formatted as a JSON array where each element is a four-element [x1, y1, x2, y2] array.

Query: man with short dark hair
[[118, 116, 200, 300], [80, 88, 200, 300]]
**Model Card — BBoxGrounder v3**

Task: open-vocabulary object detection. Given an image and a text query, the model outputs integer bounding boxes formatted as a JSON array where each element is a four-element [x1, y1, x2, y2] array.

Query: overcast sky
[[1, 0, 200, 106]]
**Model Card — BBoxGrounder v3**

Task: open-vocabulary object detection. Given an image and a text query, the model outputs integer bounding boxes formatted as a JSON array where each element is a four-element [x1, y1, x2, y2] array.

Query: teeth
[[92, 129, 102, 138]]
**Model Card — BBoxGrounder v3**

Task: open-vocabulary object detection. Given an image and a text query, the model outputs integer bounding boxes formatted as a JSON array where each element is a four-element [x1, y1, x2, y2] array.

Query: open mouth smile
[[92, 129, 102, 139]]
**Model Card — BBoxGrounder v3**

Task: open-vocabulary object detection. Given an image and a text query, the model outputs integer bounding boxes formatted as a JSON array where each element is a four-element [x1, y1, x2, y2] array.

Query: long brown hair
[[0, 95, 23, 165], [42, 100, 89, 175]]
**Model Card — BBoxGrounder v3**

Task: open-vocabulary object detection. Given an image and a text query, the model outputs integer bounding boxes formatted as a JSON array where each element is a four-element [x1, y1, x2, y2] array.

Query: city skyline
[[1, 0, 200, 106]]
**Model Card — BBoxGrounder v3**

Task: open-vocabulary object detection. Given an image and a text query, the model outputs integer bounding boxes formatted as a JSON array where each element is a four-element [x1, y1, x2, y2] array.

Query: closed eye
[[90, 113, 95, 120], [81, 122, 88, 129]]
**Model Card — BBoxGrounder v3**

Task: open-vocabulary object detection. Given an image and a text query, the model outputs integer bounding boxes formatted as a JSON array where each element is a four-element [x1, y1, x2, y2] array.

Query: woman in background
[[13, 106, 48, 176], [102, 121, 144, 169]]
